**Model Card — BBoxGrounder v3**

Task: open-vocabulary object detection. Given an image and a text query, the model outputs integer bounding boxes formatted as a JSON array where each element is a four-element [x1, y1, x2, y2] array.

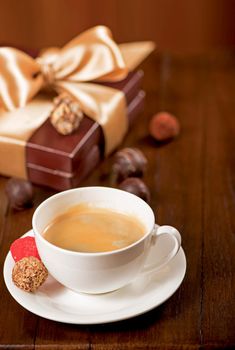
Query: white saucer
[[4, 230, 186, 324]]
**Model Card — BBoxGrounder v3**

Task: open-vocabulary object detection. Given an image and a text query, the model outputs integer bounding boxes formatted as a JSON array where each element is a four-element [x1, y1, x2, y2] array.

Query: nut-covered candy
[[50, 93, 83, 135], [112, 148, 147, 182], [119, 177, 150, 203], [149, 112, 180, 141], [5, 178, 34, 210], [12, 256, 48, 292]]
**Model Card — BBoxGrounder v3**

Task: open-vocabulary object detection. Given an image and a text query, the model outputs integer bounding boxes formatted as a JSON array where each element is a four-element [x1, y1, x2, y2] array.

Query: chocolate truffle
[[12, 257, 48, 292], [112, 147, 147, 182], [149, 112, 180, 141], [5, 178, 34, 210], [119, 177, 150, 203]]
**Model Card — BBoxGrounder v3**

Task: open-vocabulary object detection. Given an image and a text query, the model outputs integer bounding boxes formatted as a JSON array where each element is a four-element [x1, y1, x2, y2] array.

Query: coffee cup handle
[[141, 224, 181, 275]]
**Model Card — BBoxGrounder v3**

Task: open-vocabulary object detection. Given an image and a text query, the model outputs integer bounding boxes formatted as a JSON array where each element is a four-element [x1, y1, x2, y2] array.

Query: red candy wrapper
[[10, 236, 40, 262]]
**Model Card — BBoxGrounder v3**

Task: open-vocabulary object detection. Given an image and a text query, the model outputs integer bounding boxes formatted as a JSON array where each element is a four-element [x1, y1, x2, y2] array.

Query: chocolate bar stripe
[[27, 121, 99, 157], [27, 145, 101, 191]]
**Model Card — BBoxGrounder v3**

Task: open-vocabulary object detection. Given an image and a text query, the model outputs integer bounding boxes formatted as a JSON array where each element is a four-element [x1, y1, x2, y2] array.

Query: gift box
[[26, 73, 145, 190], [0, 26, 154, 190], [27, 91, 145, 190]]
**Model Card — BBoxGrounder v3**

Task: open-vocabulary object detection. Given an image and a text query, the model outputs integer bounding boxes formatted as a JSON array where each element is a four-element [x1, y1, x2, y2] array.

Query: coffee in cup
[[33, 187, 181, 294], [42, 203, 146, 253]]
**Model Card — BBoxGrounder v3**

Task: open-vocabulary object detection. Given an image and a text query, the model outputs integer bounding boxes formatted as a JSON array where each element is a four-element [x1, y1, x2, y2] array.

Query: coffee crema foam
[[42, 203, 146, 253]]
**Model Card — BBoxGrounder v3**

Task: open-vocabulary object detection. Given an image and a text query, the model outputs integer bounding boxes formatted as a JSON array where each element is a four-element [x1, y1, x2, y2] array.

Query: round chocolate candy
[[112, 147, 147, 182], [119, 177, 150, 203], [149, 112, 180, 141], [5, 178, 34, 210]]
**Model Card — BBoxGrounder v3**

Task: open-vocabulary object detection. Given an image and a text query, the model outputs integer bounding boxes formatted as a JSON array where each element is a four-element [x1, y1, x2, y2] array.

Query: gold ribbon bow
[[0, 27, 155, 179], [0, 26, 130, 154]]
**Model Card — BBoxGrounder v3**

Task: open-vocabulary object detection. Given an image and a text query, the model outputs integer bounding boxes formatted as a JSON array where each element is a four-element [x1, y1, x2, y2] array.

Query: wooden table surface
[[0, 53, 235, 349]]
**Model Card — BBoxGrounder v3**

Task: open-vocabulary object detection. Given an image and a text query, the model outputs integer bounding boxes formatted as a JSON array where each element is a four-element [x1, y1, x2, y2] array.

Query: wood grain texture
[[80, 54, 205, 350], [0, 0, 235, 53], [201, 54, 235, 349], [0, 54, 235, 349], [0, 183, 54, 349]]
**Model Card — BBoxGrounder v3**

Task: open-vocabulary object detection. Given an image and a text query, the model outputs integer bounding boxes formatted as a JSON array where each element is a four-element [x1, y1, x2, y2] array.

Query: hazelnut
[[12, 256, 48, 292], [5, 178, 34, 211], [119, 177, 150, 203], [149, 112, 180, 141], [112, 147, 147, 183], [50, 93, 83, 135]]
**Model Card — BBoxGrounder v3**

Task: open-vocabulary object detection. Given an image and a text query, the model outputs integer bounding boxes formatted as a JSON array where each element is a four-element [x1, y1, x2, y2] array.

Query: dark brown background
[[1, 0, 235, 53]]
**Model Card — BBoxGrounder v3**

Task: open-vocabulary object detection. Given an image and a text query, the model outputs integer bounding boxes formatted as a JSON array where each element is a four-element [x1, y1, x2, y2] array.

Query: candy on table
[[5, 178, 34, 211], [149, 112, 180, 141], [119, 177, 150, 203], [112, 147, 147, 183]]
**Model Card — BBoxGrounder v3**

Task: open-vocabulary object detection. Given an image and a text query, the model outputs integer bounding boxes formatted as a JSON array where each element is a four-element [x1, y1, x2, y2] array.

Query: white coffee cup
[[33, 187, 181, 294]]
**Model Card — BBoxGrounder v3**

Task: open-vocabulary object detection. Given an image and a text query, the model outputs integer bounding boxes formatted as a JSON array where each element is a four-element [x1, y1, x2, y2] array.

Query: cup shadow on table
[[89, 303, 167, 332], [35, 273, 189, 345], [40, 273, 185, 333], [89, 279, 185, 333], [42, 300, 169, 334], [37, 235, 188, 332]]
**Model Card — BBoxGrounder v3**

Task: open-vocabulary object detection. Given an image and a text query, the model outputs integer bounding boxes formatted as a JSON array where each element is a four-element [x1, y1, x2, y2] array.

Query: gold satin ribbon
[[0, 26, 129, 155], [0, 26, 155, 179]]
